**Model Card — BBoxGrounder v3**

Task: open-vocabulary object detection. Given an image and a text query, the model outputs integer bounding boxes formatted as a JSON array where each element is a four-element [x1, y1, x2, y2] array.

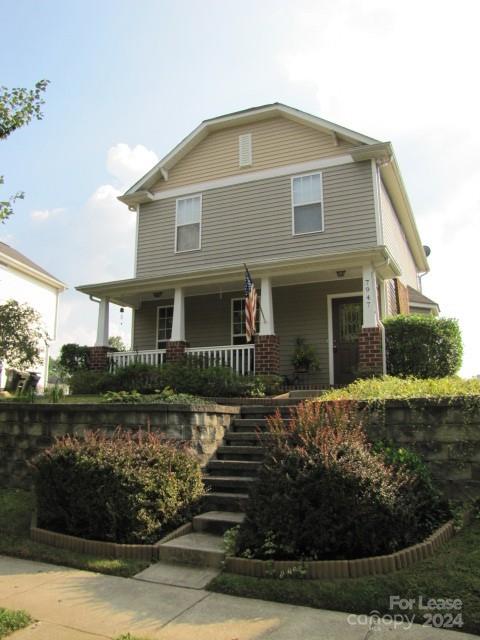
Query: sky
[[1, 0, 480, 376]]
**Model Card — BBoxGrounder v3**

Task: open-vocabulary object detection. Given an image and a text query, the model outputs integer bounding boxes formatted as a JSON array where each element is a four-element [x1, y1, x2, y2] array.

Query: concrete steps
[[158, 532, 225, 569], [207, 459, 262, 476], [216, 445, 265, 461], [193, 510, 245, 535], [203, 491, 249, 512]]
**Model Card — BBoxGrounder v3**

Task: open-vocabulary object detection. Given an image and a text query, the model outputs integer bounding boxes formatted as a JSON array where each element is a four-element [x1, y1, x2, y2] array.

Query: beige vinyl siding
[[137, 161, 377, 278], [152, 117, 355, 192], [133, 279, 362, 385], [380, 181, 418, 288]]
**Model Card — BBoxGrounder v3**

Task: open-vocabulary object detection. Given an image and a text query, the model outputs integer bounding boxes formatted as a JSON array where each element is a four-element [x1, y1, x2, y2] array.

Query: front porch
[[78, 251, 397, 386]]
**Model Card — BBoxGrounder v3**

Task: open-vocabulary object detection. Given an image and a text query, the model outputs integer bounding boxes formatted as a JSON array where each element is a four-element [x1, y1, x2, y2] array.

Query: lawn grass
[[0, 607, 32, 638], [209, 517, 480, 635], [320, 375, 480, 402], [0, 489, 150, 578]]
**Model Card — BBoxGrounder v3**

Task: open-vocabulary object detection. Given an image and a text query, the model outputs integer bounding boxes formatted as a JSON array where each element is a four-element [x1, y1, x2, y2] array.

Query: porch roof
[[76, 247, 401, 307]]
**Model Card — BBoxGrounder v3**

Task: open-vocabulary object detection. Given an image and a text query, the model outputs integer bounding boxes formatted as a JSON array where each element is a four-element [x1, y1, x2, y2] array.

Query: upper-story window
[[292, 172, 324, 235], [176, 195, 202, 252]]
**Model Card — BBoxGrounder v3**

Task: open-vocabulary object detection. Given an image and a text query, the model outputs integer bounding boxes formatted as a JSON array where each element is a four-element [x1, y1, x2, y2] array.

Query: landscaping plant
[[236, 401, 451, 561], [32, 429, 204, 544], [384, 314, 462, 378]]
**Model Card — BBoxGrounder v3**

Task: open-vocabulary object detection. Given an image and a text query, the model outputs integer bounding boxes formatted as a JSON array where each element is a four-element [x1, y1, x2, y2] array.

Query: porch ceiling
[[76, 247, 400, 308]]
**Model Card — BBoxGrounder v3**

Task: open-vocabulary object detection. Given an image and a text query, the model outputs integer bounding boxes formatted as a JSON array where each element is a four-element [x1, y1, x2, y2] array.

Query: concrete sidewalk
[[0, 556, 476, 640]]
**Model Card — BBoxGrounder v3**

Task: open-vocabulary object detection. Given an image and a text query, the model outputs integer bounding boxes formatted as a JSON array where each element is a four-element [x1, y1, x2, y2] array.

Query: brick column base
[[255, 335, 280, 375], [87, 346, 115, 371], [166, 340, 189, 363], [358, 327, 384, 377]]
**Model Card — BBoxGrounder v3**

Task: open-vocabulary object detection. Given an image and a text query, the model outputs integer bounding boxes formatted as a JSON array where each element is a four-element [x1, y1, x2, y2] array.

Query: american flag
[[244, 267, 257, 343]]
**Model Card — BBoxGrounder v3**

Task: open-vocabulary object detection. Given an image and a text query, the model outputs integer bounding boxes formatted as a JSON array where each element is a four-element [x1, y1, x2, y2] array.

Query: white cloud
[[106, 143, 158, 188], [30, 207, 65, 222]]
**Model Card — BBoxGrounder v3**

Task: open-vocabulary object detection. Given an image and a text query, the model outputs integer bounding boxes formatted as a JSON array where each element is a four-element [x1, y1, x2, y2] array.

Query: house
[[77, 103, 437, 386], [0, 242, 65, 391]]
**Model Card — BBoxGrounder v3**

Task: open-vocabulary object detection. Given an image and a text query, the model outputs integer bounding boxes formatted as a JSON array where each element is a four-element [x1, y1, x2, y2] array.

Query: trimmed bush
[[236, 401, 450, 561], [32, 430, 204, 544], [70, 362, 282, 398], [384, 314, 462, 378]]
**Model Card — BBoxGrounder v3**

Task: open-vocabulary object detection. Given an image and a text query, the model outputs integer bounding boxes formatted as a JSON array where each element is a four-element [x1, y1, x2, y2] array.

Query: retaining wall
[[0, 402, 239, 488]]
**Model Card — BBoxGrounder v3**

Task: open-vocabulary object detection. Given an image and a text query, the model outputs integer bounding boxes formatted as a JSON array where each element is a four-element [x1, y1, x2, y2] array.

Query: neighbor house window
[[157, 305, 173, 348], [231, 298, 260, 345], [176, 195, 201, 252], [292, 172, 323, 235]]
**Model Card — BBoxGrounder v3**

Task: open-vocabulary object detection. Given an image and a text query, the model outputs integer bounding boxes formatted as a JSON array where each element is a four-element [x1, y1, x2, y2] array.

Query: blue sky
[[2, 0, 480, 375]]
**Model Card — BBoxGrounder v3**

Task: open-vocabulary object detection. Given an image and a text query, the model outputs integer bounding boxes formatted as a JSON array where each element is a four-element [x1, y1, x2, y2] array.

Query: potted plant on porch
[[291, 337, 320, 375]]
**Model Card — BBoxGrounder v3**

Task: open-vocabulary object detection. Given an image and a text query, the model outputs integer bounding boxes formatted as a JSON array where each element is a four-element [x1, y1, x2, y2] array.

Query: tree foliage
[[58, 343, 90, 375], [0, 300, 48, 369], [108, 335, 127, 351], [0, 79, 49, 222]]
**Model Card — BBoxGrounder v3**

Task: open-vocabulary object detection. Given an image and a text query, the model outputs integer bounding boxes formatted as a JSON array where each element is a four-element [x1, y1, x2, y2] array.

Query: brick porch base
[[166, 340, 189, 363], [255, 335, 280, 375], [87, 346, 115, 371], [358, 327, 384, 377]]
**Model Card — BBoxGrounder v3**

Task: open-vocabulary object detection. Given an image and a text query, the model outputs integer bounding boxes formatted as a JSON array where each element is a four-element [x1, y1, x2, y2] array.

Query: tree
[[0, 300, 48, 370], [0, 79, 49, 222], [58, 344, 90, 375], [108, 336, 127, 351], [48, 356, 69, 384]]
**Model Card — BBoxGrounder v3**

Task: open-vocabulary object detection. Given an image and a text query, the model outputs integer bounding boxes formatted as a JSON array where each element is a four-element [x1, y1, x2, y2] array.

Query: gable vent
[[239, 133, 252, 167]]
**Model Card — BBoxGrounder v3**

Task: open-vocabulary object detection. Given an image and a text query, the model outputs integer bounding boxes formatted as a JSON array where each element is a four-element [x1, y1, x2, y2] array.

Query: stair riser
[[204, 480, 255, 493], [158, 545, 224, 569], [217, 451, 265, 462], [193, 519, 240, 536], [207, 463, 261, 477], [204, 494, 248, 512]]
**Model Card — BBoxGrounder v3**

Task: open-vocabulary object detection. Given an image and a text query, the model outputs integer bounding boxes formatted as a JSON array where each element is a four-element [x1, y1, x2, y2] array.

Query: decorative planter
[[225, 520, 455, 579]]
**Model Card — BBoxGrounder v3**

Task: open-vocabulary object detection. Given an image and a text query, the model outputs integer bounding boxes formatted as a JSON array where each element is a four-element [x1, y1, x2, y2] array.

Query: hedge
[[32, 429, 204, 544], [384, 314, 462, 378]]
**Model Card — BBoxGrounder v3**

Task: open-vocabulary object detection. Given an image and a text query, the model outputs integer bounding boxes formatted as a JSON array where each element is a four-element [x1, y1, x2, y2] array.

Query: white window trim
[[174, 193, 202, 254], [231, 297, 260, 344], [291, 171, 324, 237], [156, 304, 174, 348]]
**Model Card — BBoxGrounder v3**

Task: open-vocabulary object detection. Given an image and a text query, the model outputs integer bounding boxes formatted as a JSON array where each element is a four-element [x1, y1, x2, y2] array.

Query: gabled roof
[[122, 102, 380, 196], [407, 285, 439, 310], [0, 242, 66, 290]]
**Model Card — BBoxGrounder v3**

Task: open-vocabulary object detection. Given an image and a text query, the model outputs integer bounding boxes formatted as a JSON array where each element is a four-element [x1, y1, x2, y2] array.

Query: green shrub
[[236, 401, 450, 561], [384, 315, 463, 378], [32, 429, 204, 544], [320, 375, 480, 401], [69, 369, 116, 394], [102, 390, 144, 403], [70, 362, 282, 398]]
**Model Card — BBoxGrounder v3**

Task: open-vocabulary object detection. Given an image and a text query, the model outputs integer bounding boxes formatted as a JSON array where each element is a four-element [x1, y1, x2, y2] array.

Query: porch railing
[[107, 349, 166, 371], [186, 344, 255, 375], [107, 344, 255, 376]]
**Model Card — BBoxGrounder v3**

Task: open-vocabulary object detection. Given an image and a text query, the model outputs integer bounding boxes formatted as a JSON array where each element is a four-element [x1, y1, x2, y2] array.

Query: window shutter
[[239, 133, 252, 167]]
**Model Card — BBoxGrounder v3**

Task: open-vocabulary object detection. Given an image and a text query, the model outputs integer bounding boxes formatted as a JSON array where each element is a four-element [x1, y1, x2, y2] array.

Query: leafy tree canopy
[[108, 335, 127, 351], [0, 79, 49, 222], [0, 299, 48, 369]]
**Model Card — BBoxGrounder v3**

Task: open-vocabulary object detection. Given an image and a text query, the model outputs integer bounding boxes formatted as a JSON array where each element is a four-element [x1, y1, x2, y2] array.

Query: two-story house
[[0, 242, 65, 391], [77, 103, 434, 386]]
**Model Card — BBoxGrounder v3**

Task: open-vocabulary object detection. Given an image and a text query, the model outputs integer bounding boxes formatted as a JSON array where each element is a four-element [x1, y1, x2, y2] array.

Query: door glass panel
[[339, 303, 362, 343]]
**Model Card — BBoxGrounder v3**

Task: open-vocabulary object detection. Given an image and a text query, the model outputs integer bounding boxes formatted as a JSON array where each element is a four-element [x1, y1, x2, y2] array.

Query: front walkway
[[0, 556, 475, 640]]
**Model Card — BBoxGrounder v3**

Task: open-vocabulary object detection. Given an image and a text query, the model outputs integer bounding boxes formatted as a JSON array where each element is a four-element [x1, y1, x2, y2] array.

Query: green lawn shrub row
[[69, 362, 282, 398], [32, 429, 204, 544]]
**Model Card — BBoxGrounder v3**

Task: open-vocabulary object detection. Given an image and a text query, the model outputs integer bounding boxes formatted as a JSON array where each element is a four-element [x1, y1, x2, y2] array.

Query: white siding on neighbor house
[[0, 264, 60, 390], [152, 116, 356, 193], [380, 181, 418, 288], [133, 278, 363, 386], [136, 161, 377, 278]]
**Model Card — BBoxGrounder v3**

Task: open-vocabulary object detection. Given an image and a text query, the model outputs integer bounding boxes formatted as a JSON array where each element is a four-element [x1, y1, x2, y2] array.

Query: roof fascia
[[0, 252, 67, 291]]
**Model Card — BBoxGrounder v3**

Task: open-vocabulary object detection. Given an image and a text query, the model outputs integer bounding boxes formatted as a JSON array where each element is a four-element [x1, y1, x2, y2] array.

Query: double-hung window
[[176, 195, 201, 252], [157, 305, 173, 349], [231, 298, 260, 345], [292, 172, 324, 235]]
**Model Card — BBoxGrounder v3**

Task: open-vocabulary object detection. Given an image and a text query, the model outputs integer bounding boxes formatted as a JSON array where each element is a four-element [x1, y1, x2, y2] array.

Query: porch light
[[336, 270, 346, 278]]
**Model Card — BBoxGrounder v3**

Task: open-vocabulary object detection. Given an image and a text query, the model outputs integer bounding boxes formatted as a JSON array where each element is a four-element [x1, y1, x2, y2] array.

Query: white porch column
[[259, 277, 275, 335], [362, 265, 379, 328], [95, 297, 110, 346], [171, 287, 185, 341]]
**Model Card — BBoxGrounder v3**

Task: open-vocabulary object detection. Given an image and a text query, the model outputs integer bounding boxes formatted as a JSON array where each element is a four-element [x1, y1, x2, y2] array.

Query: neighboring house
[[77, 103, 438, 386], [0, 242, 65, 391]]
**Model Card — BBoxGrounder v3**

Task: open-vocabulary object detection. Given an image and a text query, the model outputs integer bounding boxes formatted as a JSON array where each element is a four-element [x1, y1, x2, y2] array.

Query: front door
[[332, 296, 363, 385]]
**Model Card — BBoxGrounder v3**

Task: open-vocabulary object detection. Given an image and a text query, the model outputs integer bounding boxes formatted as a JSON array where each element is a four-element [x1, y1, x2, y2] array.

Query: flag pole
[[243, 263, 266, 322]]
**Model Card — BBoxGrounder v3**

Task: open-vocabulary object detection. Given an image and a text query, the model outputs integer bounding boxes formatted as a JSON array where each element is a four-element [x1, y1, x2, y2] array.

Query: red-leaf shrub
[[236, 401, 450, 560], [32, 429, 204, 544]]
